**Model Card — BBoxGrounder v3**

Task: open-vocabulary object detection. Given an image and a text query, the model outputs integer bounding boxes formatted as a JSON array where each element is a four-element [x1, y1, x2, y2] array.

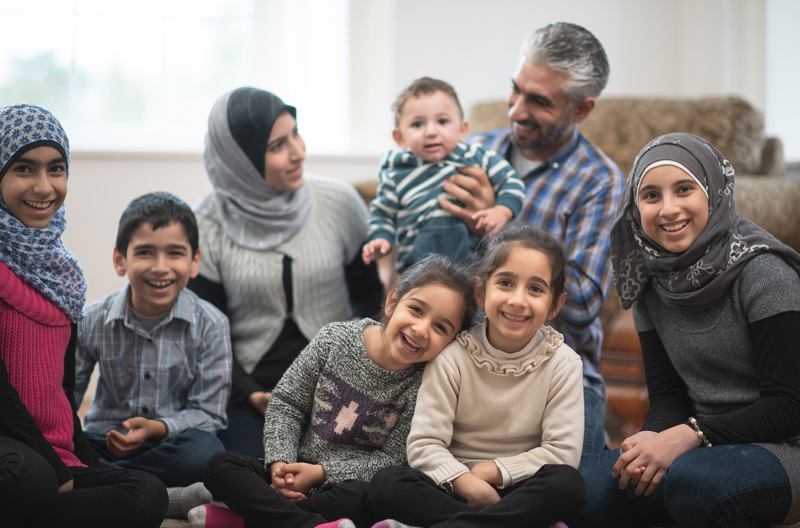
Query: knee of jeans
[[179, 429, 225, 454], [661, 465, 712, 526]]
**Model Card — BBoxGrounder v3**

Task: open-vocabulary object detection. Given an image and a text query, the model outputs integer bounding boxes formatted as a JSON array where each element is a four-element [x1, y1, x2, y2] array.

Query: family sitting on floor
[[2, 21, 798, 528]]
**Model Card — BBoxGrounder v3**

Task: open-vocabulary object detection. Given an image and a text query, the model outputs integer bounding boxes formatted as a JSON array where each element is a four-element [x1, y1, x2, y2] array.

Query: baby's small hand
[[362, 239, 392, 265], [472, 205, 513, 236]]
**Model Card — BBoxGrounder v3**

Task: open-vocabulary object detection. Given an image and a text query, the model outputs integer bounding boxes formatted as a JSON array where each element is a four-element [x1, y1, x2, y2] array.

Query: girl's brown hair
[[471, 223, 568, 313], [381, 254, 476, 333]]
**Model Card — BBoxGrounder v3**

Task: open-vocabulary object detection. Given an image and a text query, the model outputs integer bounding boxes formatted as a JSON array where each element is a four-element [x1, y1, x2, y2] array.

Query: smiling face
[[0, 146, 67, 228], [507, 61, 588, 162], [637, 164, 710, 253], [113, 221, 200, 317], [392, 91, 468, 163], [380, 283, 466, 370], [264, 110, 306, 191], [477, 245, 565, 353]]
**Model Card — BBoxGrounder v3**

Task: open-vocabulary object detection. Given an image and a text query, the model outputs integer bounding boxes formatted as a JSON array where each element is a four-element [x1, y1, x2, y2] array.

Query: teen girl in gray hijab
[[189, 87, 381, 458], [574, 133, 800, 528]]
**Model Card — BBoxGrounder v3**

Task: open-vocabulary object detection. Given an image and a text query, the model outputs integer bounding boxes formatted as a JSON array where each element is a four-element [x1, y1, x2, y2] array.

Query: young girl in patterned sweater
[[188, 254, 477, 528], [0, 103, 167, 527]]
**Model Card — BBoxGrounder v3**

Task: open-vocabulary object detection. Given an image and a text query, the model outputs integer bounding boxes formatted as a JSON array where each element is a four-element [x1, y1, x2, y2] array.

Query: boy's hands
[[270, 461, 327, 502], [362, 239, 392, 265], [105, 417, 167, 458], [472, 205, 513, 237], [248, 391, 271, 416], [439, 166, 496, 236], [451, 472, 501, 510]]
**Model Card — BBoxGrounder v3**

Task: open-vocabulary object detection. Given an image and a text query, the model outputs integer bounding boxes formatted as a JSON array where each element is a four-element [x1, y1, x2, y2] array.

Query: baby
[[363, 77, 525, 271]]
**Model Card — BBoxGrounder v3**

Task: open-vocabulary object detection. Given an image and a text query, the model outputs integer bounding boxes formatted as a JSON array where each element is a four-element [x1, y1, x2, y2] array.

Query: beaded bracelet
[[688, 417, 713, 447]]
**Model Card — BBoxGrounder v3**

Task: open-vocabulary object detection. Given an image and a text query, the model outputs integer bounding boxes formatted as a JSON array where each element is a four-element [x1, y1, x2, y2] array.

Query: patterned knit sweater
[[0, 260, 83, 471], [263, 318, 425, 493]]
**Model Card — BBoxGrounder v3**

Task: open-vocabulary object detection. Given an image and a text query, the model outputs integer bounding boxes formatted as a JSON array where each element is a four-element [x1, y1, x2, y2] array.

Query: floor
[[162, 520, 189, 528]]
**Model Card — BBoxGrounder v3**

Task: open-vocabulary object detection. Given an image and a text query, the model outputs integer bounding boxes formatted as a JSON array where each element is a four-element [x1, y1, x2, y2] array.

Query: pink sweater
[[0, 260, 83, 467]]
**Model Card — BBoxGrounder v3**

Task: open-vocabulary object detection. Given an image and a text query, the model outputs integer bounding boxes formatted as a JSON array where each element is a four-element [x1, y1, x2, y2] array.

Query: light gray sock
[[187, 505, 208, 528], [166, 482, 213, 518]]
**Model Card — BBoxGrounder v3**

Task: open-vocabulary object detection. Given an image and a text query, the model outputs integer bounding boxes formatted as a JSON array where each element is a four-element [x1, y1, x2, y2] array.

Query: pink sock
[[187, 504, 244, 528], [316, 519, 356, 528], [549, 523, 569, 528]]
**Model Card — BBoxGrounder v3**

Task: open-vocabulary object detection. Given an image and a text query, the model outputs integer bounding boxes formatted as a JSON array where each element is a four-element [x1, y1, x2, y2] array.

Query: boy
[[75, 192, 232, 491], [362, 77, 525, 271]]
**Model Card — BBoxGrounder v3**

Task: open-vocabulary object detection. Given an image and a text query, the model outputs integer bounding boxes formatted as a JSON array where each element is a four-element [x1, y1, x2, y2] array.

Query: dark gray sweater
[[634, 253, 800, 524]]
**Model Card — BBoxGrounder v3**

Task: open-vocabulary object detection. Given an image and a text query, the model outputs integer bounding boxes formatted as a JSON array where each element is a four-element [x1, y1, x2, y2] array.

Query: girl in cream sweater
[[369, 224, 585, 528]]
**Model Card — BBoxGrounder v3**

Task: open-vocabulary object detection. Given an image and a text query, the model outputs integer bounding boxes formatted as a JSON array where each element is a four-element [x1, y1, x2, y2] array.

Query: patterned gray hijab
[[195, 87, 311, 250], [611, 132, 800, 310]]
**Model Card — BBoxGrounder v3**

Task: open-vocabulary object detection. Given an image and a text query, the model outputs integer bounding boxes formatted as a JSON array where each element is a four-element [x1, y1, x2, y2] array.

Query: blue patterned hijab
[[0, 104, 87, 320]]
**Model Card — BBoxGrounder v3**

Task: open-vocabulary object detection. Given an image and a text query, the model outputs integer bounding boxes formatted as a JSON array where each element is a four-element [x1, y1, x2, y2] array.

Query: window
[[766, 0, 800, 162], [0, 0, 349, 154]]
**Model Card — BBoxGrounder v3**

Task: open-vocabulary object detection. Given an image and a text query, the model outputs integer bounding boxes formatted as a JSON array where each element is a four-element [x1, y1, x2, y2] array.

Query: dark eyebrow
[[408, 296, 456, 333], [510, 78, 554, 107], [13, 156, 68, 167], [266, 126, 298, 149], [494, 270, 550, 289], [132, 243, 189, 252], [639, 178, 698, 194]]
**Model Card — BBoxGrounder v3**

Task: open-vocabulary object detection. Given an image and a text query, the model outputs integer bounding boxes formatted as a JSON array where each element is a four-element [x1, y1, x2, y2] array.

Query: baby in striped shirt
[[363, 77, 525, 271]]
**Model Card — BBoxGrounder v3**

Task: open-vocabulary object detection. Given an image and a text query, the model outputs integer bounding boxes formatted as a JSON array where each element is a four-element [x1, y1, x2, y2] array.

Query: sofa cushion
[[579, 96, 765, 177]]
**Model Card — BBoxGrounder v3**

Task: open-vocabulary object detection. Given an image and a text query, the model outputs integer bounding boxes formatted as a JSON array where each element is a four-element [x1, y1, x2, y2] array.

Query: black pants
[[1, 436, 168, 528], [368, 464, 586, 528], [204, 451, 377, 528]]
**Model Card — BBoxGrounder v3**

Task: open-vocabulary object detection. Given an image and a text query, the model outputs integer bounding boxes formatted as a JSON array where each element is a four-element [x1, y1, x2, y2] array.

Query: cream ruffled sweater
[[408, 320, 584, 487]]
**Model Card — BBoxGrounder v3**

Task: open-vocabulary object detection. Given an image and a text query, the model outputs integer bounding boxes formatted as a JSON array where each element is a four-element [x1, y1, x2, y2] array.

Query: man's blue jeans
[[86, 428, 224, 487], [583, 386, 607, 454], [573, 443, 791, 527]]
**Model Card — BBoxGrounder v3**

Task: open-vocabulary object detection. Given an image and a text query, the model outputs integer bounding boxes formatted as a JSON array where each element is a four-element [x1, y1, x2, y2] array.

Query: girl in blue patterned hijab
[[0, 103, 86, 320]]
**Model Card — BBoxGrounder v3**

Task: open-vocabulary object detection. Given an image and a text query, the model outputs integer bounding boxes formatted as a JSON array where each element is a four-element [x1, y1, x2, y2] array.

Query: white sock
[[187, 505, 208, 528], [166, 482, 213, 518], [188, 504, 244, 528]]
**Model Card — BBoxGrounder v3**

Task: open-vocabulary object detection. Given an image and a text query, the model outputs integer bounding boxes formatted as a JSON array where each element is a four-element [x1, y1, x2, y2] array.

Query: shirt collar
[[105, 285, 196, 330]]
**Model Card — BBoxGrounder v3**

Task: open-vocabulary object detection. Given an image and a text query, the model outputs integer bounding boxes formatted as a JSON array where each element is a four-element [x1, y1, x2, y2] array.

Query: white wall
[[350, 0, 768, 156], [64, 0, 772, 305]]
